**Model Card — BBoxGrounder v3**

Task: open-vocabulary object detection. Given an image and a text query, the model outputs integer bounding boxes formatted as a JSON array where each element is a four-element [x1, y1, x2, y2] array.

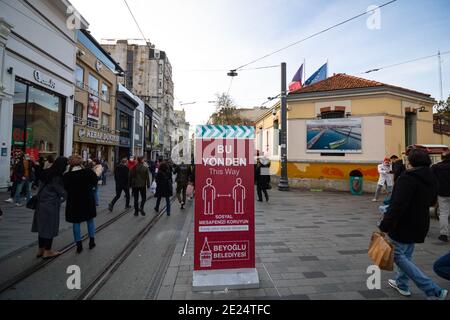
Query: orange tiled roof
[[290, 73, 431, 98]]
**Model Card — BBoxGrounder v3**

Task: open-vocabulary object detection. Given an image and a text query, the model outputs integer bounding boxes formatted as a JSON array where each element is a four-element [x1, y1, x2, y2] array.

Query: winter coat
[[392, 160, 406, 182], [129, 163, 150, 189], [379, 166, 438, 244], [31, 176, 66, 239], [174, 164, 191, 185], [255, 163, 271, 188], [377, 163, 393, 187], [155, 170, 173, 198], [431, 159, 450, 197], [63, 167, 98, 223], [114, 163, 130, 188]]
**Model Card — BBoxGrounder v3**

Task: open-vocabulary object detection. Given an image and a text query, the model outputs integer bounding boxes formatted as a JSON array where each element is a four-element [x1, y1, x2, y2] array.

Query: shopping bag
[[186, 184, 194, 198], [368, 232, 395, 271], [150, 181, 157, 194]]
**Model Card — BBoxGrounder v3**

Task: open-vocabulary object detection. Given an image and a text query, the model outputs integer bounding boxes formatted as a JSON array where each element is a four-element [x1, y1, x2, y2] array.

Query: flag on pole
[[288, 64, 304, 93], [304, 63, 328, 86]]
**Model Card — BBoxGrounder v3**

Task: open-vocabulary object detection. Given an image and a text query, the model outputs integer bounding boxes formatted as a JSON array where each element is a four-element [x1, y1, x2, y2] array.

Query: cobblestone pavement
[[0, 176, 118, 259], [158, 188, 450, 300]]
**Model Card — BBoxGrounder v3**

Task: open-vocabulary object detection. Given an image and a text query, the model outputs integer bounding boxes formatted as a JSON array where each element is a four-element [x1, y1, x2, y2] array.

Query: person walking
[[434, 251, 450, 281], [92, 159, 103, 206], [174, 162, 191, 210], [390, 155, 406, 184], [154, 162, 172, 216], [188, 163, 195, 201], [372, 157, 393, 202], [44, 155, 55, 170], [431, 151, 450, 242], [379, 149, 448, 300], [101, 158, 109, 186], [129, 156, 150, 216], [14, 153, 34, 207], [127, 156, 137, 170], [255, 158, 271, 202], [31, 157, 68, 259], [108, 158, 131, 212], [63, 155, 98, 253]]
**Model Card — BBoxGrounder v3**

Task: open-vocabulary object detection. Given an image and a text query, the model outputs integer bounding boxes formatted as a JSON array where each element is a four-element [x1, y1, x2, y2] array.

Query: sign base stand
[[192, 268, 259, 292]]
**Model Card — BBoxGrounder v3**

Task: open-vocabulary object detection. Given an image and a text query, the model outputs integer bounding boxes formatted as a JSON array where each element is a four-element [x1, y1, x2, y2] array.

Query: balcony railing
[[75, 81, 110, 103], [434, 123, 450, 135], [73, 116, 116, 134]]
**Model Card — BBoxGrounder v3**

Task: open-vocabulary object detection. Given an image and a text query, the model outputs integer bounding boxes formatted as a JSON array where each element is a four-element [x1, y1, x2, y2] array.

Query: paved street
[[158, 188, 449, 300], [0, 185, 448, 300], [0, 175, 118, 259]]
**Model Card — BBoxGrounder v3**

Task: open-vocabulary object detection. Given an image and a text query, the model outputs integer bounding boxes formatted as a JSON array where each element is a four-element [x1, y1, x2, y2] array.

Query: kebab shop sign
[[194, 125, 256, 271]]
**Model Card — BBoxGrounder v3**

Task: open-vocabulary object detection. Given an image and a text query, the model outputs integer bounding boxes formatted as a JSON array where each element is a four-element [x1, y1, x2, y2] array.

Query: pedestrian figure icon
[[200, 237, 212, 268], [232, 178, 246, 214], [202, 178, 216, 215]]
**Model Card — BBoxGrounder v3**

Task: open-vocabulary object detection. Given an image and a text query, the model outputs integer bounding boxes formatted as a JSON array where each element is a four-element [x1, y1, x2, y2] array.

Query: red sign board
[[194, 126, 255, 271]]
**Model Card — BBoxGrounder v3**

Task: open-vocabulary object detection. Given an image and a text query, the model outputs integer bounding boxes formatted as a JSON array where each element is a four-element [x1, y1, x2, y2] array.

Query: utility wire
[[233, 0, 398, 71], [123, 0, 150, 44], [358, 50, 450, 74]]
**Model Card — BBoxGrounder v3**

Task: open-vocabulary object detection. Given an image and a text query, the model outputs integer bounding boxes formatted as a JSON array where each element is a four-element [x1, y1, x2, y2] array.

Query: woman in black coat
[[154, 162, 173, 216], [63, 155, 98, 253], [31, 157, 67, 259], [255, 158, 271, 202]]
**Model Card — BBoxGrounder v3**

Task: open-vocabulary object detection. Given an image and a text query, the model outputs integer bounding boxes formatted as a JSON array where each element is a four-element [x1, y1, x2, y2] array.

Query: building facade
[[255, 74, 438, 192], [72, 29, 122, 168], [116, 84, 139, 161], [172, 109, 190, 164], [101, 40, 174, 157], [0, 0, 88, 190]]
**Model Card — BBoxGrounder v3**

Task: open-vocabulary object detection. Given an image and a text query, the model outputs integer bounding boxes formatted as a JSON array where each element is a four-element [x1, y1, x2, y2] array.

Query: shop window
[[12, 79, 63, 163], [101, 113, 110, 130], [321, 111, 345, 119], [88, 74, 99, 95], [74, 102, 84, 123], [101, 83, 110, 102], [75, 64, 84, 88]]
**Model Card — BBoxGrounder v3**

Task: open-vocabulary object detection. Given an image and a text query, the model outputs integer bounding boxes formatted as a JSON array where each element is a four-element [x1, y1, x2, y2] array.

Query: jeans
[[391, 238, 443, 297], [132, 187, 147, 212], [374, 184, 393, 201], [14, 179, 31, 204], [434, 251, 450, 281], [73, 219, 95, 242], [155, 197, 171, 215], [110, 185, 130, 208], [438, 196, 450, 236], [176, 183, 187, 204]]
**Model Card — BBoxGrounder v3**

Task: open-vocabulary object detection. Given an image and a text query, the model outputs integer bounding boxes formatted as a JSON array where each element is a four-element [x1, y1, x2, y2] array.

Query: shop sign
[[33, 70, 56, 89], [194, 125, 256, 271], [75, 125, 119, 146]]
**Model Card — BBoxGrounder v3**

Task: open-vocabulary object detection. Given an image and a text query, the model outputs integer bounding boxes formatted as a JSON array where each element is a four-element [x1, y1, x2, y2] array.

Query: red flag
[[289, 64, 303, 93]]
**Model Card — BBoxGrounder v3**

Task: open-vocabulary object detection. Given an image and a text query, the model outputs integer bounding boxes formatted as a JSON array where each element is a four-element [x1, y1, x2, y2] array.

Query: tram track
[[76, 196, 177, 300], [0, 195, 153, 295]]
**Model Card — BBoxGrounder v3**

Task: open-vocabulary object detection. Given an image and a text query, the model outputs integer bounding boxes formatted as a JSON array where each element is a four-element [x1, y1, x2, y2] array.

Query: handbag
[[368, 232, 395, 271], [26, 182, 47, 210]]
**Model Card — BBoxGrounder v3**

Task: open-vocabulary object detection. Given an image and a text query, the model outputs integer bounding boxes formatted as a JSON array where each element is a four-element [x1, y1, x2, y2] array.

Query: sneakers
[[388, 279, 411, 297], [4, 198, 13, 203], [372, 199, 378, 202], [438, 235, 448, 242], [181, 202, 185, 210], [15, 203, 23, 207], [438, 289, 448, 300], [428, 289, 449, 300]]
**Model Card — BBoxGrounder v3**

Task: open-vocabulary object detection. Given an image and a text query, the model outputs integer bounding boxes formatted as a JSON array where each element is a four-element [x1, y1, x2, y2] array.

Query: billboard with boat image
[[306, 118, 362, 153]]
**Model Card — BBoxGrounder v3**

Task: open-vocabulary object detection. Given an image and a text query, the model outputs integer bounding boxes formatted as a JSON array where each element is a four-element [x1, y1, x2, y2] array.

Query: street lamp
[[227, 63, 289, 191], [278, 63, 289, 191]]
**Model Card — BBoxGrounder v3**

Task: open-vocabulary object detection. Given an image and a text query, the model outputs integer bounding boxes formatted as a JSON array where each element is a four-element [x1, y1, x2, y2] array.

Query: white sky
[[70, 0, 450, 128]]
